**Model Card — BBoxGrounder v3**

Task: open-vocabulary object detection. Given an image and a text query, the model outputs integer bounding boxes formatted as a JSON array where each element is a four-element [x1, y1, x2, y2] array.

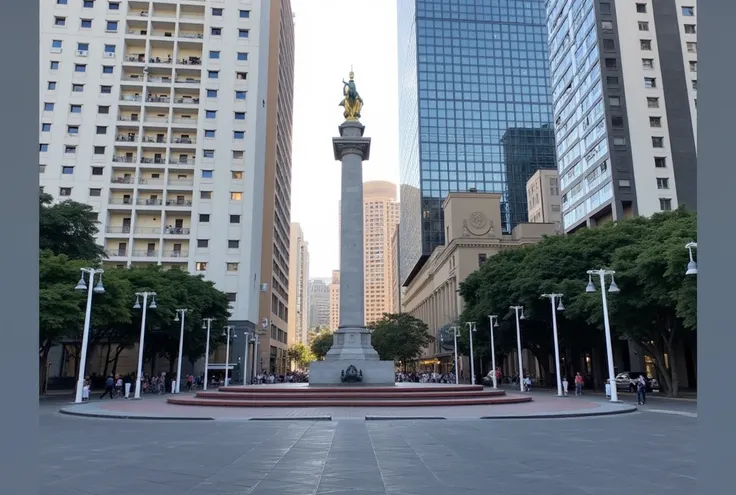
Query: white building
[[39, 0, 291, 335], [547, 0, 697, 232], [287, 222, 309, 347]]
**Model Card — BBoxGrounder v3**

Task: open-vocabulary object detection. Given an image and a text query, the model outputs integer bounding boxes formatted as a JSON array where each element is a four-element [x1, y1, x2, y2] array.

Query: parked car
[[615, 372, 656, 392]]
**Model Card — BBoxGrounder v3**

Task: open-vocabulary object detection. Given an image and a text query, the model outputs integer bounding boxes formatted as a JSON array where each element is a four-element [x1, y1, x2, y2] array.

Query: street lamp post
[[450, 326, 460, 385], [202, 318, 214, 390], [133, 292, 157, 399], [685, 242, 698, 275], [242, 331, 252, 385], [541, 294, 565, 397], [586, 269, 620, 402], [487, 315, 499, 389], [73, 268, 105, 404], [223, 325, 233, 386], [173, 309, 187, 393], [510, 306, 526, 392], [464, 322, 477, 385]]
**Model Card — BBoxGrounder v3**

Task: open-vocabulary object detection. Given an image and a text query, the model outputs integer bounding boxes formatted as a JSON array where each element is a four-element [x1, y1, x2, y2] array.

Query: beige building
[[363, 181, 400, 325], [402, 192, 557, 374], [287, 223, 309, 348], [526, 169, 562, 230], [328, 270, 340, 331], [390, 223, 401, 315]]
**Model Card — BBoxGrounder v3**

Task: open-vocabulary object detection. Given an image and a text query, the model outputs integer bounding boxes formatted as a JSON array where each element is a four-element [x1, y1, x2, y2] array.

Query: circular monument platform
[[166, 383, 531, 408]]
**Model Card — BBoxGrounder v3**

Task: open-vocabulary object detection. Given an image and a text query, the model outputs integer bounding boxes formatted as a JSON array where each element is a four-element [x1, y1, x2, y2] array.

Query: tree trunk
[[101, 340, 112, 377], [111, 345, 125, 377], [663, 338, 680, 398], [38, 344, 52, 395], [150, 355, 157, 377]]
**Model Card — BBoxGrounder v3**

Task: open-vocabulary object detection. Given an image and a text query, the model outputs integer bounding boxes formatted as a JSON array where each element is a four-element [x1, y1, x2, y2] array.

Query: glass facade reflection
[[398, 0, 555, 286]]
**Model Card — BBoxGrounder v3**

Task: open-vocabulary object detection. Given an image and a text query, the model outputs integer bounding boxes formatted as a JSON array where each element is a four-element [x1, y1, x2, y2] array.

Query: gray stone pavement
[[40, 400, 695, 495]]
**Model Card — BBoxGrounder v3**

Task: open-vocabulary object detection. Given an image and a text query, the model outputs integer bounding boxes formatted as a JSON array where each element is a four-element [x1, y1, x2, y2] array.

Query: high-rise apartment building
[[547, 0, 697, 233], [389, 223, 401, 314], [257, 0, 295, 374], [328, 270, 340, 331], [39, 1, 290, 339], [308, 278, 330, 329], [397, 0, 554, 287], [526, 168, 562, 228], [287, 222, 309, 347], [363, 181, 400, 325]]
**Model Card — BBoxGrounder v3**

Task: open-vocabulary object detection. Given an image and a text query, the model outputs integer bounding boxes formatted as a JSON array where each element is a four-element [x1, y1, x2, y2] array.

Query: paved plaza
[[40, 395, 695, 495]]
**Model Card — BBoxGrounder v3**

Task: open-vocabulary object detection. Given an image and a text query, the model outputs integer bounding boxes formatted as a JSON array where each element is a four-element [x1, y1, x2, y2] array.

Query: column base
[[309, 359, 395, 386]]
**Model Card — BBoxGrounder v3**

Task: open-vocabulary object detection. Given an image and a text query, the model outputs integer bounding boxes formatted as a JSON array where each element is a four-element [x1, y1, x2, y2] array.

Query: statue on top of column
[[339, 67, 363, 121]]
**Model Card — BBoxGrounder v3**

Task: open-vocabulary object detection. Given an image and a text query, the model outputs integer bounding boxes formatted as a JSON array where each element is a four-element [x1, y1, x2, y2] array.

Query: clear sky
[[290, 0, 400, 279]]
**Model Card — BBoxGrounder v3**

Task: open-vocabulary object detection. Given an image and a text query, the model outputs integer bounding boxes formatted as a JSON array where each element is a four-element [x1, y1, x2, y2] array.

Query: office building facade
[[328, 270, 340, 331], [526, 168, 562, 228], [398, 0, 554, 286], [308, 279, 330, 329], [287, 222, 309, 347], [547, 0, 697, 232]]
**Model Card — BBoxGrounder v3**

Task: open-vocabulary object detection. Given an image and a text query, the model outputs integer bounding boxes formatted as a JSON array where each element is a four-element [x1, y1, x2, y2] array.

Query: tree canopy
[[458, 208, 696, 396], [287, 342, 314, 370], [40, 189, 106, 261], [310, 330, 334, 361], [369, 313, 435, 369]]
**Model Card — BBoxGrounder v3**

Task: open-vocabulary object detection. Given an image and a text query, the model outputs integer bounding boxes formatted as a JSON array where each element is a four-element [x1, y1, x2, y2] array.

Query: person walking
[[636, 376, 647, 405], [562, 376, 569, 396], [605, 378, 611, 399], [100, 374, 115, 399], [574, 372, 584, 396]]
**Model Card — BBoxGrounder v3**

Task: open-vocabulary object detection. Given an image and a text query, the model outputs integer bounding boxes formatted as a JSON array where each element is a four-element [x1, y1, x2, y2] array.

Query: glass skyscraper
[[398, 0, 556, 286]]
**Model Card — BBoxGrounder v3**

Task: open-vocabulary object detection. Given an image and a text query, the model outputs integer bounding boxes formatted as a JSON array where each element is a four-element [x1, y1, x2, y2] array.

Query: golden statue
[[339, 67, 363, 121]]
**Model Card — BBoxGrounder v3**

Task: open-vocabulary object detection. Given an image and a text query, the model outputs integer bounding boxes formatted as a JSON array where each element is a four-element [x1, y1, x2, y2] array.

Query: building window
[[57, 0, 67, 4], [47, 81, 57, 90], [100, 85, 112, 94], [77, 42, 89, 52], [686, 42, 697, 53], [50, 61, 60, 70], [652, 136, 664, 148], [51, 39, 63, 50], [689, 61, 697, 72], [609, 96, 621, 107], [98, 105, 110, 114], [40, 144, 49, 152], [228, 240, 239, 249], [604, 58, 617, 69], [204, 130, 216, 138], [65, 145, 76, 154], [237, 52, 248, 61], [108, 2, 119, 10], [83, 0, 94, 7], [72, 84, 84, 92], [233, 151, 244, 160], [62, 166, 74, 174], [647, 97, 659, 108], [59, 187, 72, 197], [197, 239, 209, 248], [636, 3, 647, 13], [654, 157, 667, 168], [478, 254, 487, 266], [89, 188, 102, 197], [206, 89, 217, 98], [226, 293, 237, 303], [94, 146, 105, 155], [54, 16, 66, 26], [234, 112, 245, 120], [231, 171, 243, 180], [600, 2, 611, 14], [642, 58, 654, 69], [659, 198, 672, 211], [102, 66, 113, 74], [74, 64, 86, 72], [230, 192, 243, 201], [104, 44, 115, 54], [81, 19, 92, 28], [644, 77, 657, 88], [70, 104, 82, 113], [235, 91, 246, 100], [618, 179, 631, 188], [640, 39, 652, 50], [202, 170, 214, 178], [230, 215, 241, 224], [91, 166, 104, 175], [41, 123, 52, 132], [656, 177, 670, 189], [611, 116, 624, 128], [200, 191, 212, 200], [649, 117, 662, 127], [205, 110, 216, 118], [40, 165, 46, 174], [613, 137, 627, 146], [212, 8, 223, 16], [638, 21, 649, 31], [195, 262, 208, 271], [233, 131, 244, 140], [239, 10, 250, 18], [203, 150, 215, 158], [106, 20, 118, 31], [238, 29, 249, 38], [681, 6, 695, 16], [96, 126, 107, 134], [226, 263, 239, 272], [211, 27, 221, 36], [199, 214, 210, 222], [603, 39, 615, 51], [601, 20, 613, 31], [207, 70, 219, 79], [209, 50, 220, 59], [692, 80, 697, 90], [606, 76, 619, 85], [684, 24, 696, 34]]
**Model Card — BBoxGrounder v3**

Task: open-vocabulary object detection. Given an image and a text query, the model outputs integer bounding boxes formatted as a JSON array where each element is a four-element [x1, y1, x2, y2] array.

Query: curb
[[365, 416, 446, 421], [58, 408, 214, 421], [248, 416, 332, 421], [479, 405, 637, 420]]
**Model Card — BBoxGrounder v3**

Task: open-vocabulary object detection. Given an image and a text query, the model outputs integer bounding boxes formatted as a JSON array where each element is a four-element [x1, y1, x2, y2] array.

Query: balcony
[[169, 158, 195, 166], [106, 226, 132, 234], [120, 94, 142, 102], [176, 57, 202, 66], [109, 198, 134, 205], [168, 178, 194, 187], [131, 250, 159, 258], [172, 97, 200, 105], [162, 250, 189, 258], [106, 249, 128, 257], [146, 96, 171, 104], [148, 56, 173, 65], [163, 226, 191, 236], [174, 77, 201, 85], [140, 137, 168, 146], [137, 177, 165, 186], [171, 137, 196, 145], [125, 54, 146, 63], [137, 198, 163, 206], [147, 76, 173, 85], [117, 115, 140, 122], [165, 199, 193, 207], [112, 155, 137, 163], [179, 32, 203, 41], [143, 116, 169, 124], [134, 227, 162, 235], [115, 135, 138, 143], [111, 176, 136, 184]]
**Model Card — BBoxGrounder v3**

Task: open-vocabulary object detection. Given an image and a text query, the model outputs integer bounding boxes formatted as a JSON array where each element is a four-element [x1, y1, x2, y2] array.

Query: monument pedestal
[[308, 118, 395, 387]]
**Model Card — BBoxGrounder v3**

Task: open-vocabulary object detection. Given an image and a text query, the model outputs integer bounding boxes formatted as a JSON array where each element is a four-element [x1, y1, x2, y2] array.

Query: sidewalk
[[492, 384, 697, 402]]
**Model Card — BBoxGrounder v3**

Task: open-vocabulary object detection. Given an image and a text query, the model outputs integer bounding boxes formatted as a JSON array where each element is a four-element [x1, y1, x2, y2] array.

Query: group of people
[[396, 372, 457, 383]]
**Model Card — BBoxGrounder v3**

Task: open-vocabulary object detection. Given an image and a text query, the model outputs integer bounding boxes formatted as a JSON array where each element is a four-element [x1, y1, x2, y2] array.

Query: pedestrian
[[605, 379, 611, 399], [187, 374, 193, 391], [636, 376, 647, 405], [100, 374, 115, 399], [574, 372, 584, 396], [115, 375, 123, 397], [82, 377, 90, 402], [562, 376, 569, 396]]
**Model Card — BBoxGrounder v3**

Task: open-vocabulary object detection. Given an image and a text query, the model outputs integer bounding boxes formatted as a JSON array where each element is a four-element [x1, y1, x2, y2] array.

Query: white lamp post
[[73, 268, 105, 404], [510, 305, 526, 392], [202, 318, 214, 390], [586, 269, 620, 402], [450, 325, 460, 385], [464, 322, 477, 385], [223, 325, 233, 386], [685, 242, 698, 275], [487, 315, 499, 389], [133, 291, 157, 399], [242, 331, 253, 385], [173, 309, 187, 393], [541, 293, 565, 397]]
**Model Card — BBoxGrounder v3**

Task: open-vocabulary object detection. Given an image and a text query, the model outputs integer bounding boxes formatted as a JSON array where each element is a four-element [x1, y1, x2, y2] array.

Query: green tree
[[310, 330, 334, 361], [39, 190, 106, 261], [287, 342, 315, 369], [369, 313, 434, 369]]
